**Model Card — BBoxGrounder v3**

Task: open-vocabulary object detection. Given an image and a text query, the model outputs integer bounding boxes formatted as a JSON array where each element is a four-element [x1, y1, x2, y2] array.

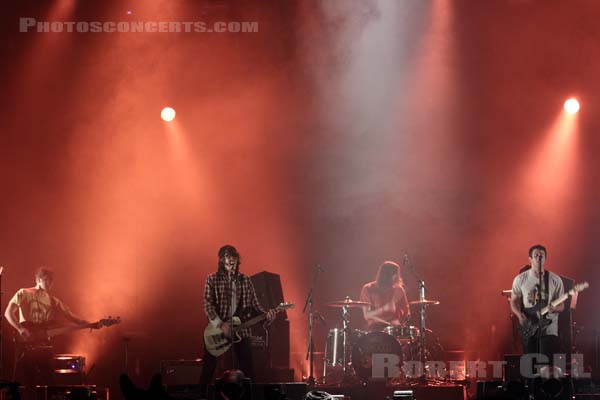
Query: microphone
[[316, 264, 326, 273], [402, 254, 409, 266]]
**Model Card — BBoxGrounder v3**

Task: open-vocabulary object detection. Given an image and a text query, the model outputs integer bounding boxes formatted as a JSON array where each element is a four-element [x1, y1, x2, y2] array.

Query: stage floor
[[315, 382, 467, 400]]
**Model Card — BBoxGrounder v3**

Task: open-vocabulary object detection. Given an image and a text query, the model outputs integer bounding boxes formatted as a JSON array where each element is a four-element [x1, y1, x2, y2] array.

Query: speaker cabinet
[[160, 360, 203, 386], [251, 272, 290, 370]]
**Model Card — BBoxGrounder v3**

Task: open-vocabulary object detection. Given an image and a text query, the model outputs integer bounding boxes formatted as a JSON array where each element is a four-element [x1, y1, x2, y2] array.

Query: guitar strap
[[543, 270, 550, 306]]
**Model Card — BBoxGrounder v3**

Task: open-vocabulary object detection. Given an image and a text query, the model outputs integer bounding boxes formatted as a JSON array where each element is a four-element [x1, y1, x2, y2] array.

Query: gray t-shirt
[[511, 269, 564, 336]]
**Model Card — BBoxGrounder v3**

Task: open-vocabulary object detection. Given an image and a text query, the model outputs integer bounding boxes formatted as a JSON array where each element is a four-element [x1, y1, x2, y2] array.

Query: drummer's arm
[[399, 288, 410, 322], [361, 285, 393, 321], [363, 306, 392, 326], [363, 302, 395, 321]]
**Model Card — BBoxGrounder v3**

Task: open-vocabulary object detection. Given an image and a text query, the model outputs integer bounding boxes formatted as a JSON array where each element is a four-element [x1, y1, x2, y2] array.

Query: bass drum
[[402, 328, 444, 362], [351, 332, 403, 380]]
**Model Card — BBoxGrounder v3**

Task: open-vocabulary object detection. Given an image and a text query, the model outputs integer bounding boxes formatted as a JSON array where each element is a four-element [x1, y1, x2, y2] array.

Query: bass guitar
[[204, 302, 294, 357], [520, 282, 588, 339], [16, 317, 121, 350]]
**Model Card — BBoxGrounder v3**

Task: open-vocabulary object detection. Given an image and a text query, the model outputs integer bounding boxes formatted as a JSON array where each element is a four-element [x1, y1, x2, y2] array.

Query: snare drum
[[383, 325, 420, 341]]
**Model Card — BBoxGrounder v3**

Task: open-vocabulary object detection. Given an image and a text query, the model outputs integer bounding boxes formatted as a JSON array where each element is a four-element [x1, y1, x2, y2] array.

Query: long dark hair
[[217, 244, 241, 275], [375, 261, 403, 289]]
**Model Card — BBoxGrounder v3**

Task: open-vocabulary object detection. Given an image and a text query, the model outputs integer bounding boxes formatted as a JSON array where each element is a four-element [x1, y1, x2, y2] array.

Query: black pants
[[199, 337, 255, 384], [523, 335, 561, 367], [14, 347, 54, 400]]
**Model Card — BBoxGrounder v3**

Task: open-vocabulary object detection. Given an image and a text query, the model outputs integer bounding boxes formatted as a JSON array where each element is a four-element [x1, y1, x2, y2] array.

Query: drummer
[[360, 261, 410, 331]]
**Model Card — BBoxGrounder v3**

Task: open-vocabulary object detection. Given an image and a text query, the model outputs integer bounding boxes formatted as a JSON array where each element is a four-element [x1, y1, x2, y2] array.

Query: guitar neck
[[234, 313, 269, 332], [540, 289, 574, 315], [46, 323, 94, 338]]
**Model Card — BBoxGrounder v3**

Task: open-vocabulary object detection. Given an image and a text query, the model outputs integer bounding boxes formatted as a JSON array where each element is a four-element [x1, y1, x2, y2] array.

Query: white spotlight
[[161, 107, 176, 122], [564, 98, 580, 114]]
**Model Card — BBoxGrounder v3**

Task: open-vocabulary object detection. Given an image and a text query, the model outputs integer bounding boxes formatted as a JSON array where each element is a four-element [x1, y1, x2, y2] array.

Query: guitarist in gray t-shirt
[[510, 244, 565, 370]]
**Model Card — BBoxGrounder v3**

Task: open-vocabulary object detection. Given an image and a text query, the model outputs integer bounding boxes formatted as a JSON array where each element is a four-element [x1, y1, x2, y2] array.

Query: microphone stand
[[526, 258, 544, 399], [537, 257, 543, 374], [230, 270, 236, 372], [303, 265, 323, 386]]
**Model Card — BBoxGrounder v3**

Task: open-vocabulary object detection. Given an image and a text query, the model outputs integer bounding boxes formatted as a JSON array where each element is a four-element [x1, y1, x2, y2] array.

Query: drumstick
[[371, 316, 392, 326]]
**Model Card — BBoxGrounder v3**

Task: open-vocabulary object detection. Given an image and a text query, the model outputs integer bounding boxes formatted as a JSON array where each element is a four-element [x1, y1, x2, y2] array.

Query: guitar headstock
[[275, 302, 295, 312], [92, 316, 122, 329], [573, 282, 589, 292]]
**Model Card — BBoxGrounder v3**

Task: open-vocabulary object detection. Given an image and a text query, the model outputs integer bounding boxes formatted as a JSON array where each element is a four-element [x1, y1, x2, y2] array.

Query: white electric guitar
[[203, 302, 294, 357]]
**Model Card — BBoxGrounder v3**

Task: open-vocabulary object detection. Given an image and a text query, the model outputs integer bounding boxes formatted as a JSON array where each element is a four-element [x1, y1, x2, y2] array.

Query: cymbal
[[326, 299, 371, 308], [409, 299, 440, 306]]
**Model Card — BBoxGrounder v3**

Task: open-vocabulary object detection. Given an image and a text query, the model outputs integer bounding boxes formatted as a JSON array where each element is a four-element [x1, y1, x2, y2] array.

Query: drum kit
[[321, 297, 443, 384]]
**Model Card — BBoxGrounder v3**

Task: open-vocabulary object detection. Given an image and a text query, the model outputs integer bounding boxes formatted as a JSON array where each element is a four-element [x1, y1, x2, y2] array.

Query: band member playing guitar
[[510, 244, 565, 372], [360, 261, 410, 331], [4, 267, 90, 388], [199, 245, 276, 386]]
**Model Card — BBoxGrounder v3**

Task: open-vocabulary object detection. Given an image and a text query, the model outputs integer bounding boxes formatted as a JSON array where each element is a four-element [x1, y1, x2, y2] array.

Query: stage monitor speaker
[[35, 385, 108, 400], [160, 360, 203, 386], [214, 377, 252, 400], [164, 385, 205, 400], [393, 390, 413, 400], [476, 381, 507, 400], [476, 378, 573, 400], [250, 383, 307, 400], [52, 355, 85, 385]]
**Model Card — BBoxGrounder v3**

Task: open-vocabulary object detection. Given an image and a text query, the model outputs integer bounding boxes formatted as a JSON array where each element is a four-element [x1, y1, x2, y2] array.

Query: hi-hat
[[409, 299, 440, 306], [326, 299, 371, 308]]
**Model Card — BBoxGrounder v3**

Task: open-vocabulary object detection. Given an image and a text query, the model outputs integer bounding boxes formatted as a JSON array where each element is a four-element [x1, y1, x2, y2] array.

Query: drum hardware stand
[[404, 254, 431, 384], [418, 280, 428, 383], [342, 297, 350, 379], [303, 264, 324, 386]]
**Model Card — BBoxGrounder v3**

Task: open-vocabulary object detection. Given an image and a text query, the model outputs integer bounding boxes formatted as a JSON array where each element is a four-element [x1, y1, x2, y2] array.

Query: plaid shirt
[[203, 272, 265, 339]]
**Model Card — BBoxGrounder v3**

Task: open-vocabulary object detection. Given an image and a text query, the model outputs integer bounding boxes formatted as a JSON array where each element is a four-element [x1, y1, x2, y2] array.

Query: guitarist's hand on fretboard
[[547, 303, 562, 314], [266, 310, 276, 324]]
